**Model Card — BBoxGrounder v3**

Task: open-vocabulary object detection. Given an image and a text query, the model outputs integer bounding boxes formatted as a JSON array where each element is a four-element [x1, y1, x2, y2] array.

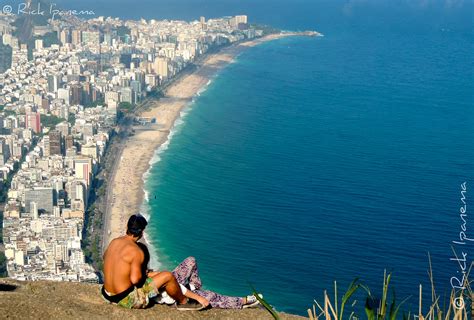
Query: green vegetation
[[27, 32, 60, 60], [68, 113, 76, 126], [148, 88, 164, 99], [117, 26, 131, 38], [306, 267, 472, 320], [0, 207, 4, 278], [81, 133, 118, 274], [39, 32, 59, 47], [117, 102, 134, 120], [3, 110, 16, 117], [40, 114, 62, 129], [0, 210, 3, 242], [118, 102, 133, 112], [83, 210, 103, 270], [11, 0, 53, 43], [251, 285, 281, 320], [250, 23, 281, 35], [0, 161, 20, 203], [85, 98, 105, 109], [253, 264, 472, 320], [0, 252, 7, 278]]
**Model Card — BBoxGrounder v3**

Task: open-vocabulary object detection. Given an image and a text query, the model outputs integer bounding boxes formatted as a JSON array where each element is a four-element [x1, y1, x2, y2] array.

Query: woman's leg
[[172, 256, 202, 290], [194, 289, 244, 309]]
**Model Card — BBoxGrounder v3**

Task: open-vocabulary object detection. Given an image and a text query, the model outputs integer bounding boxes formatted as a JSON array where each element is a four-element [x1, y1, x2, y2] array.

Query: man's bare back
[[101, 214, 203, 310], [103, 236, 144, 294]]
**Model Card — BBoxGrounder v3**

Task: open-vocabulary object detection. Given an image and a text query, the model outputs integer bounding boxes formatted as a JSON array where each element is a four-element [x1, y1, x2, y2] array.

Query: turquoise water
[[60, 0, 473, 315], [143, 30, 472, 316]]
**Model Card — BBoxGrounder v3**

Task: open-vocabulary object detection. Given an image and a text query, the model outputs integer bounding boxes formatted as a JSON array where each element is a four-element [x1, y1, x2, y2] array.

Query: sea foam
[[140, 82, 211, 270]]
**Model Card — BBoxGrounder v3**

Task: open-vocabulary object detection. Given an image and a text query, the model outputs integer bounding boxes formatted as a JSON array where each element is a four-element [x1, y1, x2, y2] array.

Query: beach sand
[[103, 33, 307, 250]]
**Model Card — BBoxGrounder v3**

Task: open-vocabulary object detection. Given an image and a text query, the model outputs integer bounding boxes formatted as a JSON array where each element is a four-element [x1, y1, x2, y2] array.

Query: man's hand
[[146, 270, 161, 277]]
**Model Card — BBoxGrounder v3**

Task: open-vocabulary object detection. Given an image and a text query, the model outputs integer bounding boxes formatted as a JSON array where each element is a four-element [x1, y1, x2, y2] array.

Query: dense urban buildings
[[0, 11, 261, 282]]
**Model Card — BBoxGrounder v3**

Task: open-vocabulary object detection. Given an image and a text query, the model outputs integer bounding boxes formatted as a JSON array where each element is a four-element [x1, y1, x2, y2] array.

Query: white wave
[[138, 197, 163, 270], [195, 78, 214, 97], [137, 71, 223, 270], [138, 97, 198, 271]]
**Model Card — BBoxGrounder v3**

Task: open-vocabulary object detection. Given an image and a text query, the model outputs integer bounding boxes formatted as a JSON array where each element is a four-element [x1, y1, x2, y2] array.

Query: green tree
[[0, 252, 7, 278], [119, 102, 133, 112], [40, 114, 62, 129]]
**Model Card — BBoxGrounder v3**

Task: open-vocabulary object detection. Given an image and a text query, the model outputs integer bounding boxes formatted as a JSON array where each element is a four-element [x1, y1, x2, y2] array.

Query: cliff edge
[[0, 279, 306, 320]]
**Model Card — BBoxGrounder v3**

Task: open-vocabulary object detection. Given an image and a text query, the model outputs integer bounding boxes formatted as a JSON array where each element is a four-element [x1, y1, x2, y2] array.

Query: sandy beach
[[102, 32, 313, 250]]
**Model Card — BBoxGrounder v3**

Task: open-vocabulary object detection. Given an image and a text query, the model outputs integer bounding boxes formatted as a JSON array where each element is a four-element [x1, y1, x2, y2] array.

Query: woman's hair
[[126, 213, 148, 237]]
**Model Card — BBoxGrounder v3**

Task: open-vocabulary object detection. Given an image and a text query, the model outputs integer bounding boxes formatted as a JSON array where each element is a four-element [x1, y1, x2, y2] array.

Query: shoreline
[[103, 32, 319, 255]]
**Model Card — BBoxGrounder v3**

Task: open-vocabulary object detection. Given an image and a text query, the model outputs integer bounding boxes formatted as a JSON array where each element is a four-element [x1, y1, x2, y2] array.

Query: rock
[[0, 279, 306, 320]]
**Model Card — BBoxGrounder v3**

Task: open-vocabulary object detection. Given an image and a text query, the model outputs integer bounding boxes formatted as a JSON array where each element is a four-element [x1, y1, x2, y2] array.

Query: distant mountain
[[11, 0, 54, 43]]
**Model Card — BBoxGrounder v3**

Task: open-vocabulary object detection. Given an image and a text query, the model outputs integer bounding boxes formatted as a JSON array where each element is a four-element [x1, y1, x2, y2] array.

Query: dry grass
[[307, 257, 473, 320]]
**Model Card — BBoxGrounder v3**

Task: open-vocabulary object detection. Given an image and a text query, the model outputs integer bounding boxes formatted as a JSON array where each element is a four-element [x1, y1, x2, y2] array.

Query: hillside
[[0, 279, 306, 320]]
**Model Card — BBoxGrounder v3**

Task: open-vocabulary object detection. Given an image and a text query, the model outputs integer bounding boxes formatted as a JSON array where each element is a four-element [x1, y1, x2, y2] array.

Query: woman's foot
[[176, 298, 205, 311], [243, 294, 263, 308]]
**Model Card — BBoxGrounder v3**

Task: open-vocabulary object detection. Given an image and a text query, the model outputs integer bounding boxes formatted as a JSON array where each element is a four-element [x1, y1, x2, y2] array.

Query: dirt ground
[[0, 279, 306, 320]]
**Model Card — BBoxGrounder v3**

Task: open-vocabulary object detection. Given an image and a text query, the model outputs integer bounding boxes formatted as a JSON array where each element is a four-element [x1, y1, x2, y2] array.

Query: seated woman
[[137, 243, 261, 309]]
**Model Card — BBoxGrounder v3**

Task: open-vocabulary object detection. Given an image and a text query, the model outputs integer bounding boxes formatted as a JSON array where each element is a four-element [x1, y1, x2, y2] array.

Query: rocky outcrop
[[0, 279, 306, 320]]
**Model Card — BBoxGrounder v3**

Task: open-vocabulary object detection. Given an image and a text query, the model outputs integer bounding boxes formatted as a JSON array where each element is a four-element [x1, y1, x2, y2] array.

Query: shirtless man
[[102, 213, 204, 311]]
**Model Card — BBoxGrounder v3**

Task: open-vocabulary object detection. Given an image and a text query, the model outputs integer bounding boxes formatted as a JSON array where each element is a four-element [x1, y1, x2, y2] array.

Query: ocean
[[61, 0, 473, 315]]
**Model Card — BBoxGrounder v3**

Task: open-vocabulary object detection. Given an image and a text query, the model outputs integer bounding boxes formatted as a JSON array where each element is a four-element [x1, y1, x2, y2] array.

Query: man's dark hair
[[127, 213, 148, 237]]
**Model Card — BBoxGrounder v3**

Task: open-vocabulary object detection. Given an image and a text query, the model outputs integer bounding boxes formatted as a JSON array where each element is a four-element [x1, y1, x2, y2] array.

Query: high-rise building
[[120, 77, 130, 87], [82, 82, 92, 106], [82, 31, 101, 46], [35, 39, 43, 50], [57, 88, 70, 104], [82, 123, 95, 139], [12, 143, 24, 158], [134, 71, 145, 87], [74, 157, 92, 187], [120, 87, 134, 105], [31, 202, 39, 219], [153, 57, 168, 78], [65, 135, 74, 150], [0, 138, 9, 166], [47, 74, 60, 93], [103, 33, 113, 46], [25, 188, 54, 214], [230, 15, 248, 28], [130, 80, 142, 102], [71, 29, 82, 45], [48, 130, 62, 156], [59, 29, 71, 45], [43, 136, 50, 157], [70, 83, 83, 106], [56, 121, 70, 136], [26, 112, 41, 134], [145, 74, 158, 87], [120, 54, 132, 69]]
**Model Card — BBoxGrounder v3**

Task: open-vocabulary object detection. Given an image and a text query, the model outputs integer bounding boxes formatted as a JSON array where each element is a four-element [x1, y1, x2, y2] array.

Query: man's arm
[[130, 247, 145, 285]]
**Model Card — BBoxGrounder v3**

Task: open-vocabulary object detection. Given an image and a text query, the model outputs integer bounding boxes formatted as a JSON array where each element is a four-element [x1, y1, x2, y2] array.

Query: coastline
[[102, 32, 318, 254]]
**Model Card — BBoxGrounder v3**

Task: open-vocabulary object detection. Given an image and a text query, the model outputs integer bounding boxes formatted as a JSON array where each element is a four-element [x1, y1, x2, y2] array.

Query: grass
[[252, 258, 473, 320], [308, 261, 473, 320]]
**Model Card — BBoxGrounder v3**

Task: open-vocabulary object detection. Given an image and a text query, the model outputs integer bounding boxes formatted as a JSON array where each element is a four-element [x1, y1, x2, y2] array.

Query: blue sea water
[[62, 0, 473, 315]]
